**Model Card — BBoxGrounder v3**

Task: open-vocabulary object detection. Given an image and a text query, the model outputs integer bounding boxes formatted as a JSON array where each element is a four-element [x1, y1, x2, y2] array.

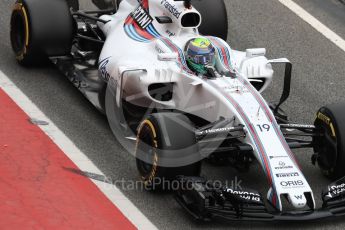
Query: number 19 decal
[[257, 124, 271, 132]]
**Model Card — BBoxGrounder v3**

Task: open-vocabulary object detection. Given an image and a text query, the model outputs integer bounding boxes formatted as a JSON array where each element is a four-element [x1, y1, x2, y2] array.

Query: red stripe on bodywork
[[239, 78, 301, 169], [211, 36, 300, 170], [142, 0, 149, 9], [125, 16, 134, 25], [248, 124, 273, 184], [219, 46, 230, 68], [0, 89, 136, 229], [160, 38, 194, 74], [208, 38, 231, 70], [207, 80, 273, 186], [133, 22, 155, 40]]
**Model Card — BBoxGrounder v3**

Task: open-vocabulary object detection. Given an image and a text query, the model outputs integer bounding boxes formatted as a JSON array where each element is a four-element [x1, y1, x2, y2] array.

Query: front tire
[[313, 103, 345, 179], [135, 113, 201, 190]]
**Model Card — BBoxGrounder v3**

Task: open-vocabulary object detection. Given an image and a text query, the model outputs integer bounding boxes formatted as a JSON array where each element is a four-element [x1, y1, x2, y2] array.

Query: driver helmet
[[186, 38, 216, 74]]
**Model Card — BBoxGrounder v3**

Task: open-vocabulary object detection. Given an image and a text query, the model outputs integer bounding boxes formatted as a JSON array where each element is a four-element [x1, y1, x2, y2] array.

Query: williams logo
[[131, 5, 153, 29], [274, 161, 293, 170], [161, 0, 182, 19]]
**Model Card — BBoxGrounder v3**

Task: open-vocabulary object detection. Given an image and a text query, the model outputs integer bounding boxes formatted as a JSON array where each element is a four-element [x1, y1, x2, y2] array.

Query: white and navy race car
[[10, 0, 345, 222]]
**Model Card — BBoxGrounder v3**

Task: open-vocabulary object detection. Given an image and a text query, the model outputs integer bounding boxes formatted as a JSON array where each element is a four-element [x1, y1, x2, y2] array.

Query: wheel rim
[[314, 119, 337, 171], [136, 123, 158, 181]]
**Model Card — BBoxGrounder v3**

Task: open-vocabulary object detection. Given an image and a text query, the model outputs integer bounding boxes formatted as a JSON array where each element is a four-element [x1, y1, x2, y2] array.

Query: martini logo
[[131, 5, 153, 29]]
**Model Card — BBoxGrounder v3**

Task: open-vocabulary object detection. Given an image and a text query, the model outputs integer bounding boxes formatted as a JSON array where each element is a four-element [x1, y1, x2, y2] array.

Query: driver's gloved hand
[[205, 66, 217, 79]]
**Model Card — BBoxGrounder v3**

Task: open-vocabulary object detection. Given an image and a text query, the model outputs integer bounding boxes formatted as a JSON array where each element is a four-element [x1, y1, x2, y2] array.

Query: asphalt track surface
[[1, 0, 345, 229]]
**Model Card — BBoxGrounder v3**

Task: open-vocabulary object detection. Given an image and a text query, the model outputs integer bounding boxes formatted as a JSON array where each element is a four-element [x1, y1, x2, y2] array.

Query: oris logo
[[280, 180, 304, 187]]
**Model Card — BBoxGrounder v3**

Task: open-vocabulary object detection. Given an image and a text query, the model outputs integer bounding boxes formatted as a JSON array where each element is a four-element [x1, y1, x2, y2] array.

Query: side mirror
[[246, 48, 266, 58], [158, 53, 179, 62], [155, 39, 179, 61]]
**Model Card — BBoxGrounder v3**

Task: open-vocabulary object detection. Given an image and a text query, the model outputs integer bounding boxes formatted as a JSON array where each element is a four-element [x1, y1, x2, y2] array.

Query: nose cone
[[288, 193, 307, 209]]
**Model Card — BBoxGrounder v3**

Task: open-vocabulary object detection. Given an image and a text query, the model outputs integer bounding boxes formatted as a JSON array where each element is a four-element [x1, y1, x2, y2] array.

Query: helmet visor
[[190, 51, 215, 65]]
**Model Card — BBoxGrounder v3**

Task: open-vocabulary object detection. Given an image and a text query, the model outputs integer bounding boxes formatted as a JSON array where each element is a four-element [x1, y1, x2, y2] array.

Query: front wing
[[175, 176, 345, 222]]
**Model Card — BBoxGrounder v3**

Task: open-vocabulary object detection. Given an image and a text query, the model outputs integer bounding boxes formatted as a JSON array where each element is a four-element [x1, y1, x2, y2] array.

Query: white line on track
[[0, 70, 157, 230], [278, 0, 345, 52]]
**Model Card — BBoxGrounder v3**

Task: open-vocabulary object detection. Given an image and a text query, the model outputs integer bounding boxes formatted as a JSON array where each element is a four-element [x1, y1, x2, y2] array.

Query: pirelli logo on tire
[[317, 112, 331, 125], [13, 2, 23, 12], [136, 119, 159, 185], [317, 112, 336, 137]]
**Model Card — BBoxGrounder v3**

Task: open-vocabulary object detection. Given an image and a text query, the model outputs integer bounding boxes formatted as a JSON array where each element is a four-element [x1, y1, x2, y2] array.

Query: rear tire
[[136, 113, 201, 190], [193, 0, 228, 41], [313, 103, 345, 179], [10, 0, 75, 66]]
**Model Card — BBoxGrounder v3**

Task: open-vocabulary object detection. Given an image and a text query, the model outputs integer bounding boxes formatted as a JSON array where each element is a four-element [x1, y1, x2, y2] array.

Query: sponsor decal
[[274, 161, 293, 170], [281, 124, 315, 129], [317, 112, 336, 137], [325, 183, 345, 198], [295, 195, 303, 200], [130, 5, 153, 29], [165, 30, 176, 37], [124, 0, 161, 43], [276, 172, 299, 178], [161, 0, 182, 19], [280, 180, 304, 188], [99, 57, 111, 81], [155, 45, 164, 54], [269, 155, 288, 159], [196, 127, 239, 136], [222, 84, 250, 93], [317, 112, 331, 125], [225, 188, 262, 202]]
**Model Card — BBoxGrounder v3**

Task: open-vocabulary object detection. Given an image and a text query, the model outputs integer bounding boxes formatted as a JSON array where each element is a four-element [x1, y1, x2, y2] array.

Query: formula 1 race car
[[10, 0, 345, 222]]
